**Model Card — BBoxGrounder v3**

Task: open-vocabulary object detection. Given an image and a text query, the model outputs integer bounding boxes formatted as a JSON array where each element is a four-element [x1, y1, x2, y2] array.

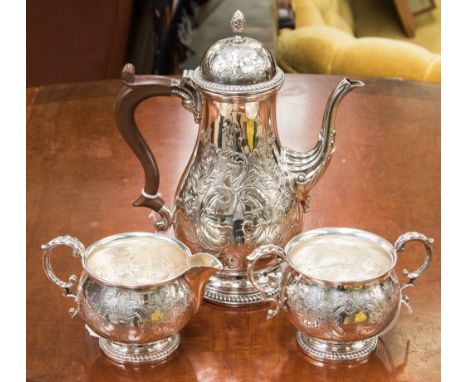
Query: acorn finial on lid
[[231, 10, 246, 33]]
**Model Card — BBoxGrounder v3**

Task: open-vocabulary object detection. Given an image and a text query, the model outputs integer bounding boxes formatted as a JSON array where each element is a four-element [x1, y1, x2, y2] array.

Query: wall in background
[[27, 0, 134, 87]]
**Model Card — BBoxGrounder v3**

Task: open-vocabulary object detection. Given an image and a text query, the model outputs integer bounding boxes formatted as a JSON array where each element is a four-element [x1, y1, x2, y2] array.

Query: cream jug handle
[[394, 232, 434, 313], [114, 64, 201, 231], [41, 235, 85, 318], [247, 244, 288, 319]]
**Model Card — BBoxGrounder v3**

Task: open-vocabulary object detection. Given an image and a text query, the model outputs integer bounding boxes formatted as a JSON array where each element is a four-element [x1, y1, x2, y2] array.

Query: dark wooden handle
[[114, 64, 173, 213]]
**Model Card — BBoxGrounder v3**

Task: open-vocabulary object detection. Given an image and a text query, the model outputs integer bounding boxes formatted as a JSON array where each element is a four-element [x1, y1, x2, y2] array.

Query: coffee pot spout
[[282, 78, 364, 211], [184, 254, 223, 312]]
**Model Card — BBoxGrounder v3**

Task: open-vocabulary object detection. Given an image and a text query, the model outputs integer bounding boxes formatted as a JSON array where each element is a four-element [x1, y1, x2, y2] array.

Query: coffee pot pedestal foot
[[98, 333, 181, 364], [296, 332, 378, 364], [203, 267, 281, 307]]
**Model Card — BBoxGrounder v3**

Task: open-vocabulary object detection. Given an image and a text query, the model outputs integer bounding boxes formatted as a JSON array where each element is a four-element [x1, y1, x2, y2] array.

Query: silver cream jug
[[41, 232, 222, 364], [114, 10, 364, 306]]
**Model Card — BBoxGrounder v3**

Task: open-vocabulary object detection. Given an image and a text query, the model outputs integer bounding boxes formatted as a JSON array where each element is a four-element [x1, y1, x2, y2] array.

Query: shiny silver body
[[41, 232, 222, 364], [116, 11, 364, 306], [247, 228, 433, 363], [78, 271, 195, 345], [166, 75, 364, 306]]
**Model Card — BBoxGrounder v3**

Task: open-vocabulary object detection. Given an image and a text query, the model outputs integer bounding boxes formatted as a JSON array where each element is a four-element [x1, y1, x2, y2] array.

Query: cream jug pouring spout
[[282, 78, 364, 211], [184, 254, 223, 312]]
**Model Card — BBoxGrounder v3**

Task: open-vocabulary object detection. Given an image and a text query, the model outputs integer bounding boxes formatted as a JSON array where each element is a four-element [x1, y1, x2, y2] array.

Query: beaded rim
[[204, 286, 279, 306], [297, 332, 378, 363], [191, 67, 284, 96], [99, 334, 180, 364]]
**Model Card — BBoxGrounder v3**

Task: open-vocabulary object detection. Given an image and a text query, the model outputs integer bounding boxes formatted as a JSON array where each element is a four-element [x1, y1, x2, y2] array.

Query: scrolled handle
[[394, 232, 434, 313], [41, 235, 85, 318], [246, 244, 287, 319], [114, 64, 201, 231]]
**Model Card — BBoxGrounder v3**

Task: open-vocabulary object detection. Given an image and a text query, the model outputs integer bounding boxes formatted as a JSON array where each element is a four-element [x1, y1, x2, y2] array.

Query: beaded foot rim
[[99, 333, 180, 364], [204, 286, 279, 306], [297, 332, 378, 363]]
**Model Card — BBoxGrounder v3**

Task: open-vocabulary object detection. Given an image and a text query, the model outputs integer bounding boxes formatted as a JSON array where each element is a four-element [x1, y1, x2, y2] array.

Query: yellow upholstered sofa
[[275, 0, 440, 83]]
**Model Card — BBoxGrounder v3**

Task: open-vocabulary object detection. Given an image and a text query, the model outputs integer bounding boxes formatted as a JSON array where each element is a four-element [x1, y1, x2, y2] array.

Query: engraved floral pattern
[[285, 270, 401, 342], [79, 277, 194, 342], [199, 37, 276, 86], [190, 10, 284, 95], [174, 118, 301, 270]]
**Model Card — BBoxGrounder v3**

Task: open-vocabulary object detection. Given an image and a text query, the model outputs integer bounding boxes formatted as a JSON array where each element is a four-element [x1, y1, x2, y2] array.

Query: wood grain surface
[[26, 75, 440, 381]]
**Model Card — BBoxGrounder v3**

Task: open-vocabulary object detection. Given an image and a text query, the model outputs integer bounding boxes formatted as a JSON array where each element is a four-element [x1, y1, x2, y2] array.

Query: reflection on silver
[[41, 232, 222, 364], [115, 10, 364, 306], [171, 76, 362, 305], [197, 9, 276, 91], [170, 11, 363, 305], [247, 227, 433, 363], [215, 101, 233, 117], [245, 102, 259, 119]]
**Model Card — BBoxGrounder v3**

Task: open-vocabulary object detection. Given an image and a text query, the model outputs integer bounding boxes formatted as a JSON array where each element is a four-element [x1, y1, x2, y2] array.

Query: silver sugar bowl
[[41, 232, 222, 364], [114, 10, 364, 306], [247, 227, 433, 363]]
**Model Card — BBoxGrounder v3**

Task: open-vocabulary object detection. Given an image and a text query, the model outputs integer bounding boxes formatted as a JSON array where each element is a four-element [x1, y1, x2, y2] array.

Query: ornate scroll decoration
[[82, 278, 194, 342], [285, 272, 400, 342], [174, 119, 301, 270]]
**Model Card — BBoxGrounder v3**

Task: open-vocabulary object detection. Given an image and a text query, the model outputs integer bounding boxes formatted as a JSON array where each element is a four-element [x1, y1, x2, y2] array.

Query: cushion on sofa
[[276, 0, 441, 83]]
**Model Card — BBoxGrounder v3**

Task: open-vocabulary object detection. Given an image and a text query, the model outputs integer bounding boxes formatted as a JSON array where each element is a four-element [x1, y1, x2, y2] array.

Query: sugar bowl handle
[[114, 64, 201, 231], [247, 244, 287, 319], [41, 235, 85, 318], [394, 232, 434, 312]]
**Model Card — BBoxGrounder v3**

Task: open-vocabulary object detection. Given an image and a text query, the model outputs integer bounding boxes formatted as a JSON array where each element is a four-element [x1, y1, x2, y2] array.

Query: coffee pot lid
[[189, 10, 284, 96]]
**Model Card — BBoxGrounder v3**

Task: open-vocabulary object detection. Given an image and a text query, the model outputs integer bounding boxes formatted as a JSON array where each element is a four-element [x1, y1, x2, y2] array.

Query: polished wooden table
[[27, 75, 440, 381]]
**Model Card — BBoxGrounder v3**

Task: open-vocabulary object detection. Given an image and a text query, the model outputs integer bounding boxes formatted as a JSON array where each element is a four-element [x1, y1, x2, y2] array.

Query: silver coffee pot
[[114, 10, 364, 306]]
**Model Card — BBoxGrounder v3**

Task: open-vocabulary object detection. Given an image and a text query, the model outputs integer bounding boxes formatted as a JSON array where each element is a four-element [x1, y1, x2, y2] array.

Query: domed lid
[[189, 10, 284, 96]]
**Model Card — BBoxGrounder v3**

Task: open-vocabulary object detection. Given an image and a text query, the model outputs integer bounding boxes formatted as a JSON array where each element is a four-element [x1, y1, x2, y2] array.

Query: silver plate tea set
[[41, 11, 433, 365]]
